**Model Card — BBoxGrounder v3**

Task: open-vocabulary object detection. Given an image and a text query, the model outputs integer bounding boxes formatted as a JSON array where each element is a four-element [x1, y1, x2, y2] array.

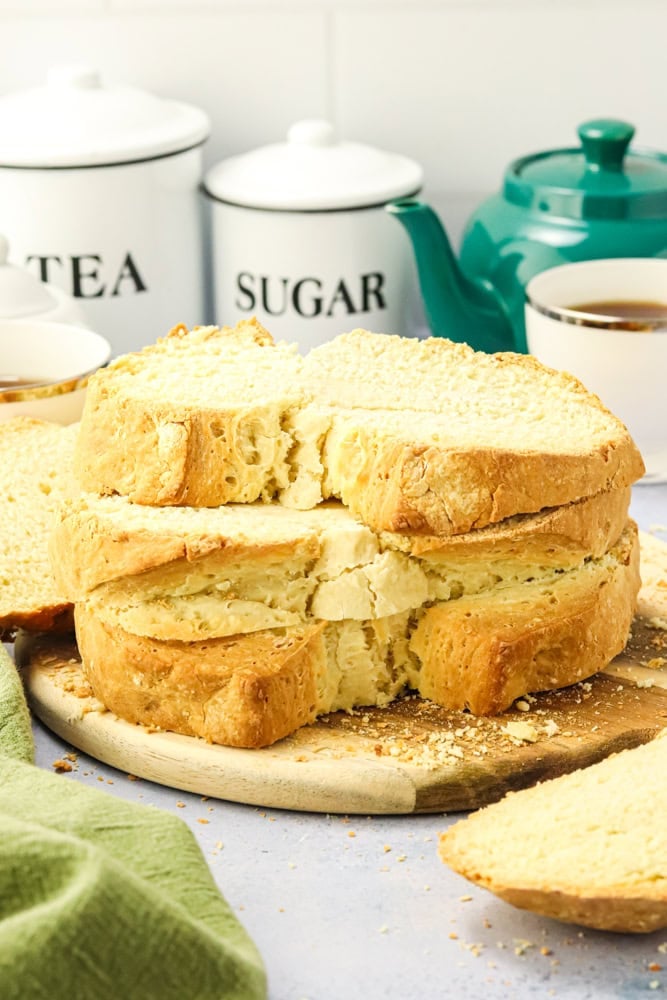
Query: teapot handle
[[578, 119, 634, 173]]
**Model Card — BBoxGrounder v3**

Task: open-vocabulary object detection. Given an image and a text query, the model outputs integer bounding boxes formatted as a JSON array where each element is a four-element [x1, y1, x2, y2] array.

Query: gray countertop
[[31, 483, 667, 1000]]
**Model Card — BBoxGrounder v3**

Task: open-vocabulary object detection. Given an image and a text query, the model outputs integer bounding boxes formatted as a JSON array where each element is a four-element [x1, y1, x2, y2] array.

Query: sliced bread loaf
[[74, 323, 644, 535], [0, 417, 77, 635], [438, 729, 667, 933]]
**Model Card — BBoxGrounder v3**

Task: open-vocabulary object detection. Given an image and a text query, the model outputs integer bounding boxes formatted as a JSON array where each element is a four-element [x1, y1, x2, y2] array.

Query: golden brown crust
[[333, 433, 643, 536], [411, 522, 640, 714], [0, 603, 74, 640], [75, 604, 324, 749], [395, 485, 631, 562], [482, 887, 667, 934]]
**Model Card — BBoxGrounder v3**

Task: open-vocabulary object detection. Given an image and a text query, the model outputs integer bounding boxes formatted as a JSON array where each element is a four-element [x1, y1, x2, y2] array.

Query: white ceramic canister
[[0, 66, 210, 355], [204, 120, 424, 352]]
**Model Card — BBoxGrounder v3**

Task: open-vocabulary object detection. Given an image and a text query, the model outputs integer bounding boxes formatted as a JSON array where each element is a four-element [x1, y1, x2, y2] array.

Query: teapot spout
[[387, 198, 515, 353]]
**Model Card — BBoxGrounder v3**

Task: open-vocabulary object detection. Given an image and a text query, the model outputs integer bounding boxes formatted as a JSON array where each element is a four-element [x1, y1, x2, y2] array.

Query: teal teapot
[[388, 119, 667, 353]]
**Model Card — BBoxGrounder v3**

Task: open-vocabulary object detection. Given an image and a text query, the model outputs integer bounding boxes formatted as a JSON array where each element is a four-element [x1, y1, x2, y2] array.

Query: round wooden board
[[19, 619, 667, 815]]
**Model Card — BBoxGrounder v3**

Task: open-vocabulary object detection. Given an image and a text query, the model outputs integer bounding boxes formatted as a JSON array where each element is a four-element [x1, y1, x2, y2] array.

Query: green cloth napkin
[[0, 646, 266, 1000]]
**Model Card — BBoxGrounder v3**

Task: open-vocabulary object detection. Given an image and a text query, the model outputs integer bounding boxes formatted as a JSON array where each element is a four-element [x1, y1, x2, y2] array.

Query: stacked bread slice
[[47, 320, 644, 748]]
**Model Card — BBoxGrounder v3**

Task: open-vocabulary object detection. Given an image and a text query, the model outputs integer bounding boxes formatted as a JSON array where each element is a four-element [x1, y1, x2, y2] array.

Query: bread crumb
[[52, 759, 72, 773], [197, 818, 209, 825], [649, 963, 663, 972], [502, 720, 539, 744]]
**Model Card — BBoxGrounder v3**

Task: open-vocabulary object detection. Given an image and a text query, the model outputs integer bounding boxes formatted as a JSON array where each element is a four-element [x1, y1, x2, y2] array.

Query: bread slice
[[0, 417, 77, 635], [69, 522, 639, 747], [411, 521, 640, 714], [438, 729, 667, 933], [50, 487, 631, 643], [74, 323, 644, 535], [74, 608, 417, 748]]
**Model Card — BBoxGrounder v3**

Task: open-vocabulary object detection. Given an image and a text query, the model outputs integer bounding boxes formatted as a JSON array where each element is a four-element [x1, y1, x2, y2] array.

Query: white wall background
[[1, 0, 666, 250]]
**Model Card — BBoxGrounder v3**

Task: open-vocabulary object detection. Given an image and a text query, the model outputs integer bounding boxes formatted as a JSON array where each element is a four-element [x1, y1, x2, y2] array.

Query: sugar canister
[[203, 120, 424, 351]]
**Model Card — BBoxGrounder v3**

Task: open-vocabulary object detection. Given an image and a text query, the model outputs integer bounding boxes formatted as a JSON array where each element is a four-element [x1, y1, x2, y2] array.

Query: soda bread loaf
[[66, 521, 639, 747], [74, 322, 645, 535], [438, 729, 667, 933], [0, 417, 77, 635], [50, 487, 631, 642]]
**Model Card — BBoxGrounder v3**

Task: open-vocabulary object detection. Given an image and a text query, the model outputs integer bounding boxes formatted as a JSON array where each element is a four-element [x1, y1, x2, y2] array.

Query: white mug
[[525, 258, 667, 483], [204, 120, 424, 352]]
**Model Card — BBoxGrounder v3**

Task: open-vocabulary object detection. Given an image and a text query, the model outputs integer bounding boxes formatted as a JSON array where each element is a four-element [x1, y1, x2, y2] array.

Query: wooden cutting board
[[19, 532, 667, 816]]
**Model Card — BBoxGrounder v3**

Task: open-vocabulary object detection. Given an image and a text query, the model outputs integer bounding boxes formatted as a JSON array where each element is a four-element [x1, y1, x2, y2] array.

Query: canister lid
[[0, 234, 55, 317], [203, 119, 423, 210], [0, 65, 210, 168], [0, 233, 87, 322], [505, 118, 667, 220]]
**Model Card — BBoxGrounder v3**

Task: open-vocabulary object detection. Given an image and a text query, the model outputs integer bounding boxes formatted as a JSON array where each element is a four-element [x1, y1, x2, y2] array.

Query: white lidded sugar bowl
[[0, 65, 210, 355], [203, 120, 424, 352]]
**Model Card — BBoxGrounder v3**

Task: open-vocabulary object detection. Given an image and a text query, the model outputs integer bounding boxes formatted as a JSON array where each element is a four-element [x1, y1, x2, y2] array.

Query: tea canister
[[0, 66, 210, 355], [203, 120, 423, 352]]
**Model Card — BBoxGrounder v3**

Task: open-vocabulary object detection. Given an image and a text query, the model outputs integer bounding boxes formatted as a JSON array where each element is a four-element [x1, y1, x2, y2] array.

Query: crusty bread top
[[74, 322, 644, 534], [438, 728, 667, 932], [0, 417, 78, 634]]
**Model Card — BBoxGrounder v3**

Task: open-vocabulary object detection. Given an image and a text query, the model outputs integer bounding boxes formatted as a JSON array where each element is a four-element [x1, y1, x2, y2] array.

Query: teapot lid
[[0, 65, 210, 167], [505, 119, 667, 220], [0, 234, 58, 318], [203, 119, 423, 210]]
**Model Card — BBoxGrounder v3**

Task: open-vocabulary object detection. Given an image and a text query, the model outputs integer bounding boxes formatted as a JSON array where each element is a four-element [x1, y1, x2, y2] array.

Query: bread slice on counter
[[438, 728, 667, 933], [73, 322, 644, 535], [0, 417, 78, 635]]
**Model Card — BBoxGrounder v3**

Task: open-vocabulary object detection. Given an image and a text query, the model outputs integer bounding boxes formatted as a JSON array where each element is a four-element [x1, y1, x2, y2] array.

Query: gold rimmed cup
[[0, 320, 112, 424], [525, 258, 667, 483]]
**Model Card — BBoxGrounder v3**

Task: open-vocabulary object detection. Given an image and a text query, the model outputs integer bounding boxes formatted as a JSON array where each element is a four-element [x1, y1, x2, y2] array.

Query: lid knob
[[287, 119, 337, 148], [578, 118, 635, 173], [46, 65, 102, 90]]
